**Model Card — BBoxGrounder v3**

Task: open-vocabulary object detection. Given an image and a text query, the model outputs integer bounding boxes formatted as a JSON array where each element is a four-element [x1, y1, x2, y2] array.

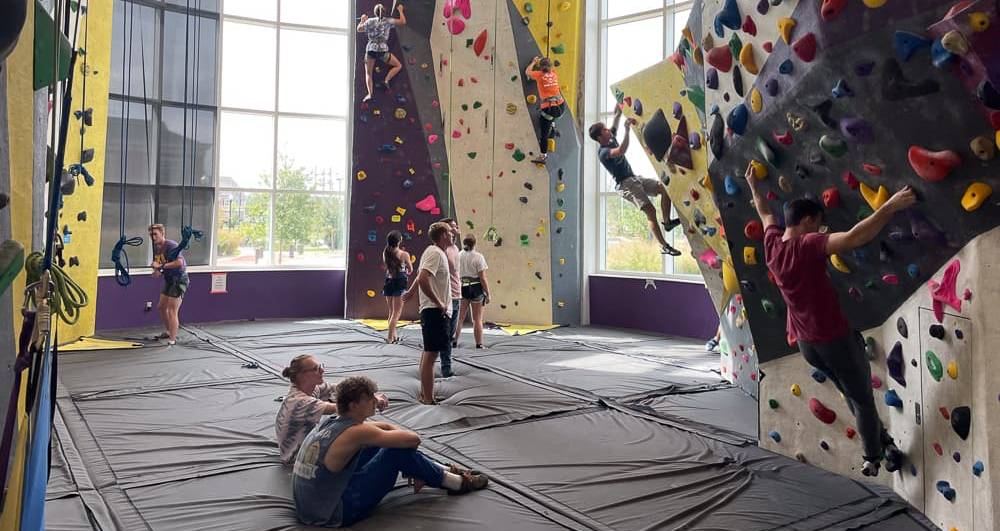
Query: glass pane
[[673, 9, 691, 45], [155, 187, 215, 266], [163, 12, 218, 105], [215, 190, 272, 266], [605, 17, 663, 111], [110, 1, 159, 98], [100, 184, 155, 269], [218, 112, 274, 188], [668, 225, 700, 276], [603, 195, 662, 274], [273, 193, 344, 267], [606, 0, 663, 19], [281, 0, 348, 28], [166, 0, 220, 12], [105, 100, 157, 186], [223, 0, 276, 20], [159, 106, 216, 187], [221, 21, 276, 110], [276, 117, 346, 192], [278, 29, 347, 115]]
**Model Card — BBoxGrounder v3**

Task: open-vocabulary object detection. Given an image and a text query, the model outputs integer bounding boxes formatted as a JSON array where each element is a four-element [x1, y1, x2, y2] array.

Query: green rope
[[25, 252, 88, 326]]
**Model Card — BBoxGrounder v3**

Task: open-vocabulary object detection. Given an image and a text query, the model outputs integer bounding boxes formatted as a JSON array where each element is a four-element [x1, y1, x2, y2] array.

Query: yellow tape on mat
[[59, 336, 143, 351], [354, 319, 418, 332], [493, 323, 561, 336]]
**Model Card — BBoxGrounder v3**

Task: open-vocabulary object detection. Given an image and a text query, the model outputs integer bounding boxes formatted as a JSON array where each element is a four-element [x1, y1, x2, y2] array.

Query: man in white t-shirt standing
[[402, 222, 453, 405], [437, 218, 462, 377]]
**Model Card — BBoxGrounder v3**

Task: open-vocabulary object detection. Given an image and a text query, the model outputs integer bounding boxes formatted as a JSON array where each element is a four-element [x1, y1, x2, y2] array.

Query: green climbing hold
[[762, 298, 776, 315], [462, 104, 469, 111], [524, 2, 533, 13], [473, 101, 483, 109], [466, 220, 475, 229], [511, 75, 518, 82], [729, 33, 743, 61], [819, 135, 848, 157], [856, 205, 873, 221], [756, 137, 777, 164], [556, 198, 564, 207], [614, 88, 625, 104], [685, 85, 705, 111], [468, 152, 478, 159], [465, 38, 474, 47], [768, 399, 780, 409], [926, 350, 943, 381], [864, 280, 876, 289], [519, 234, 530, 246], [513, 149, 526, 161], [552, 44, 566, 54]]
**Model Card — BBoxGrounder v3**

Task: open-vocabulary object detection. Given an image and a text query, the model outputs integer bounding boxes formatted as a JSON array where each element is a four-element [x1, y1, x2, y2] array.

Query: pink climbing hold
[[810, 398, 837, 424], [428, 134, 440, 144], [908, 146, 961, 182], [706, 46, 734, 73], [762, 41, 773, 53], [862, 163, 882, 176], [928, 259, 962, 322], [882, 274, 900, 285], [871, 374, 883, 389], [447, 17, 466, 35], [452, 130, 462, 138], [792, 33, 818, 62], [443, 0, 471, 19], [842, 171, 859, 189], [742, 15, 757, 36], [773, 130, 793, 145], [820, 0, 847, 21], [415, 195, 438, 212], [699, 248, 721, 268]]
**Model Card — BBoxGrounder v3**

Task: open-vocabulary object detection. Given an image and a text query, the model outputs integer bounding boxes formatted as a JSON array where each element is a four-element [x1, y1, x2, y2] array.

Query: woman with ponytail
[[382, 230, 412, 344]]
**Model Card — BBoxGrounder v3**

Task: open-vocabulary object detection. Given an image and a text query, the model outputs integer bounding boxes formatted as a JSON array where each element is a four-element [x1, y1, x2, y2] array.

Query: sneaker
[[660, 244, 682, 256], [531, 154, 547, 165], [452, 340, 458, 348], [362, 93, 373, 103], [661, 218, 682, 233], [166, 340, 177, 346], [705, 338, 720, 352], [448, 471, 489, 495], [475, 344, 485, 349], [446, 463, 483, 476], [884, 444, 904, 473], [861, 459, 881, 477]]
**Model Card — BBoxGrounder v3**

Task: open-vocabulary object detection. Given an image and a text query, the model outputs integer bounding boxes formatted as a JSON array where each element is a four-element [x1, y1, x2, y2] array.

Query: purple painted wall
[[588, 276, 718, 340], [95, 270, 345, 330]]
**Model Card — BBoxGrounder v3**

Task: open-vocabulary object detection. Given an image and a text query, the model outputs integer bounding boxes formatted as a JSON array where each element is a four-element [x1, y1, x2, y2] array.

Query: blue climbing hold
[[832, 79, 853, 98], [707, 68, 720, 89], [811, 369, 828, 383], [378, 143, 397, 153], [884, 389, 903, 408], [727, 104, 749, 135], [633, 98, 644, 116], [769, 430, 781, 443], [716, 0, 742, 32], [724, 175, 740, 196], [713, 16, 725, 38], [710, 103, 720, 115], [367, 230, 378, 242], [910, 464, 918, 476], [931, 38, 956, 69], [779, 59, 794, 75], [906, 264, 919, 278], [402, 179, 414, 189], [935, 480, 956, 501], [973, 461, 984, 476], [893, 31, 932, 62]]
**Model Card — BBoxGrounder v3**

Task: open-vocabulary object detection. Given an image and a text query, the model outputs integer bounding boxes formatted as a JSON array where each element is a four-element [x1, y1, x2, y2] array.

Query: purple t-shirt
[[154, 239, 187, 279]]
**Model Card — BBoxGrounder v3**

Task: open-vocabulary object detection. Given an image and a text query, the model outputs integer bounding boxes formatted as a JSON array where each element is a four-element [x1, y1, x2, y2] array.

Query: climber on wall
[[746, 163, 916, 477], [589, 106, 682, 256], [525, 56, 565, 165], [357, 2, 406, 103]]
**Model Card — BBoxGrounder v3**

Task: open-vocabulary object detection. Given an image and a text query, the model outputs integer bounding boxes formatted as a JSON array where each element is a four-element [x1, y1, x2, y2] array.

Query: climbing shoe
[[446, 463, 483, 476], [531, 154, 548, 165], [0, 240, 25, 298], [660, 244, 682, 257], [705, 338, 720, 352], [884, 444, 904, 473], [861, 459, 881, 477], [661, 218, 682, 233], [448, 471, 489, 495]]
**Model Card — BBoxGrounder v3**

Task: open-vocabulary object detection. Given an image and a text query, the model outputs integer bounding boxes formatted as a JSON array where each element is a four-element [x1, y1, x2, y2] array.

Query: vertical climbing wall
[[347, 0, 582, 326]]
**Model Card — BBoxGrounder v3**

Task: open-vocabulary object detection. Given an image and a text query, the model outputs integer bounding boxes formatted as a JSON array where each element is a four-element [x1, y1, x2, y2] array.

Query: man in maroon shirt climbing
[[746, 163, 916, 477]]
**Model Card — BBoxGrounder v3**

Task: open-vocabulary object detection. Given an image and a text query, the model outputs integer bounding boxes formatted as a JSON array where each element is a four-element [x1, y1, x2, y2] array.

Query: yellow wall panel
[[513, 0, 583, 115]]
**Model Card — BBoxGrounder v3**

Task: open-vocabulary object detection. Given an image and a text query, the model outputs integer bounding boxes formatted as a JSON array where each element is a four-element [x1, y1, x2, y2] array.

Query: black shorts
[[420, 308, 450, 352], [366, 50, 390, 62], [162, 274, 189, 298], [461, 282, 485, 302], [382, 276, 407, 297]]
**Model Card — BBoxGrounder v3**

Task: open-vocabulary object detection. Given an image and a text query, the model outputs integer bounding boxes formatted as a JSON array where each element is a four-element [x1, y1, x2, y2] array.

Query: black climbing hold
[[756, 0, 769, 15], [68, 256, 80, 267], [740, 279, 756, 292], [524, 182, 533, 190], [519, 197, 528, 204], [642, 109, 672, 162], [910, 359, 918, 367], [955, 329, 963, 340], [820, 440, 829, 450], [811, 369, 827, 383], [77, 211, 87, 222], [534, 272, 543, 280], [808, 151, 825, 165], [909, 210, 945, 246], [854, 61, 875, 77], [794, 163, 810, 179], [896, 316, 907, 338], [709, 112, 725, 159], [977, 78, 1000, 110], [811, 99, 838, 129], [951, 406, 971, 440], [928, 324, 946, 340], [0, 192, 7, 210], [765, 78, 779, 97], [707, 68, 719, 90], [881, 58, 940, 101], [732, 65, 745, 98], [887, 341, 906, 387]]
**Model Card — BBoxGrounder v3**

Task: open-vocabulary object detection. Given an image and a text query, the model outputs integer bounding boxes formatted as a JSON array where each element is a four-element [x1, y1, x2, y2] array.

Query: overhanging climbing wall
[[675, 0, 1000, 528], [347, 0, 582, 326]]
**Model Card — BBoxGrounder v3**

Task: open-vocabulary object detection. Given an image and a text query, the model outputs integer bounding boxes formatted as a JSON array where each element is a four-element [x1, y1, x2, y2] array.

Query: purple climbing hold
[[727, 103, 749, 135], [707, 68, 720, 89], [884, 389, 903, 408], [854, 61, 875, 77], [765, 78, 779, 97], [909, 210, 946, 246], [978, 78, 1000, 110], [402, 179, 414, 189], [672, 101, 683, 119], [840, 117, 873, 143], [633, 98, 644, 116], [953, 452, 961, 463], [756, 0, 769, 15], [716, 0, 742, 32], [831, 79, 853, 98], [931, 38, 956, 69], [689, 132, 702, 150], [887, 341, 906, 387], [893, 31, 932, 62], [955, 329, 963, 340], [936, 480, 956, 501], [951, 406, 971, 440], [779, 59, 794, 75]]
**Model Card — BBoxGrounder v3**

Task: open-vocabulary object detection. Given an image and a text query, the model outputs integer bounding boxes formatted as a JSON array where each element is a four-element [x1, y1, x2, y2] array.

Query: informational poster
[[210, 273, 227, 294]]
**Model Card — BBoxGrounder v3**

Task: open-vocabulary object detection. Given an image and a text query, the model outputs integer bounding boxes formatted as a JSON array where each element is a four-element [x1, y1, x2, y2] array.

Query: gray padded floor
[[45, 318, 933, 530]]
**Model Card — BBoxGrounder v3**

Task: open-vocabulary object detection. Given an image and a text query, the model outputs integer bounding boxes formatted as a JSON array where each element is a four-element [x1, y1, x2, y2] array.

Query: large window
[[593, 1, 698, 278], [216, 3, 350, 268]]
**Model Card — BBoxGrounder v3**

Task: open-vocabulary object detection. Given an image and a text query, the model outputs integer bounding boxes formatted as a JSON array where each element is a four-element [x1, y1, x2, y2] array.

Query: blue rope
[[110, 235, 143, 287], [166, 226, 203, 262]]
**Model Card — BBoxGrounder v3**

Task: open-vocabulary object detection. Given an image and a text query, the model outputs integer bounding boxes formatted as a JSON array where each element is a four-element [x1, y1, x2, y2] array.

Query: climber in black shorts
[[357, 3, 406, 102]]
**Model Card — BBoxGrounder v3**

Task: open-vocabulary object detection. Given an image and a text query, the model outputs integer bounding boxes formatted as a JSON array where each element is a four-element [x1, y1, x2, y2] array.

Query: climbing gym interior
[[0, 0, 997, 529]]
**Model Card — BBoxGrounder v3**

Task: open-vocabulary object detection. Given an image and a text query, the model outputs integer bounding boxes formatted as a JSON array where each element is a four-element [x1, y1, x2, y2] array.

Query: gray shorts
[[617, 176, 662, 209]]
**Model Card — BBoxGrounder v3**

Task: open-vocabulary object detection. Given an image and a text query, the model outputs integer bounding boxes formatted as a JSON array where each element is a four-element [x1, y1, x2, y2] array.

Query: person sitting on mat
[[589, 106, 682, 256], [357, 3, 406, 103], [148, 223, 188, 346], [293, 375, 488, 527], [276, 355, 389, 464], [747, 162, 914, 477], [453, 233, 490, 349], [401, 222, 452, 404], [524, 56, 565, 165], [382, 230, 412, 345]]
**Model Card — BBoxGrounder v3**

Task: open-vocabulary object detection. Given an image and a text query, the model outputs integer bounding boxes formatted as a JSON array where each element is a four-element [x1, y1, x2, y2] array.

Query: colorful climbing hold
[[908, 146, 961, 182], [884, 389, 903, 408], [744, 220, 764, 241], [819, 135, 847, 158], [961, 182, 992, 212], [743, 246, 758, 265], [809, 398, 837, 424], [951, 406, 971, 440], [769, 430, 781, 443], [792, 33, 817, 62], [790, 383, 801, 396], [926, 350, 943, 381], [893, 31, 932, 62], [822, 188, 840, 208], [859, 182, 889, 210], [830, 254, 851, 274], [739, 43, 758, 75], [777, 17, 796, 44], [871, 374, 883, 389]]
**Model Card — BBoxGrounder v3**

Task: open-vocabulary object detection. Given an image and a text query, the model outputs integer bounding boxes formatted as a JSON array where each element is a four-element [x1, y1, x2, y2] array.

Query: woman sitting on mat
[[382, 230, 412, 344], [452, 233, 490, 349], [357, 3, 406, 103], [276, 355, 389, 464]]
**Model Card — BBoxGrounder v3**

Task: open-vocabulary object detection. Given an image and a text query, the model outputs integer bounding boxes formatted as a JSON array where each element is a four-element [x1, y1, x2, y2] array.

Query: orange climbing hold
[[744, 220, 764, 240], [908, 146, 961, 182], [961, 182, 992, 211]]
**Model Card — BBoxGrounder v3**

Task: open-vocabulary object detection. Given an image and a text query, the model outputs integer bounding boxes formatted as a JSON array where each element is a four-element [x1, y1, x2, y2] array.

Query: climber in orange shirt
[[525, 56, 565, 165]]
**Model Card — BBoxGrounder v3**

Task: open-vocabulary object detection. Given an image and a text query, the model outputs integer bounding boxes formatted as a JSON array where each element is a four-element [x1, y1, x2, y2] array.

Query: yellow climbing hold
[[749, 160, 768, 179], [391, 215, 401, 222], [791, 383, 801, 397], [547, 138, 556, 152], [859, 182, 889, 210], [396, 207, 407, 215], [527, 94, 537, 104], [366, 290, 376, 298], [693, 46, 704, 66], [830, 254, 851, 274], [558, 257, 566, 265], [862, 0, 887, 7], [740, 43, 759, 75], [743, 246, 758, 265], [394, 108, 407, 119], [750, 88, 763, 113], [940, 30, 969, 55], [554, 210, 567, 221], [778, 18, 796, 44], [996, 129, 1000, 150], [700, 174, 714, 191], [947, 360, 958, 380], [356, 170, 368, 181], [556, 182, 566, 192], [961, 182, 992, 212], [722, 260, 739, 294], [558, 1, 571, 11], [506, 103, 518, 115], [969, 12, 990, 32]]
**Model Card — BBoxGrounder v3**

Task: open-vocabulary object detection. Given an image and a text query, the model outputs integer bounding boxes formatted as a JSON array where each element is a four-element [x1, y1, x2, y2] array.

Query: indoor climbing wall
[[681, 0, 1000, 528], [347, 0, 582, 325], [613, 58, 759, 398], [513, 0, 582, 114]]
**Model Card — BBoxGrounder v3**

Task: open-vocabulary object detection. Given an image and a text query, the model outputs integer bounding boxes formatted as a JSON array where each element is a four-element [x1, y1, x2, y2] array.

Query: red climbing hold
[[862, 163, 882, 176], [792, 33, 818, 62], [883, 274, 899, 285], [821, 0, 847, 21], [744, 219, 764, 240], [939, 406, 950, 420], [990, 111, 1000, 130], [908, 146, 961, 182], [669, 52, 685, 69], [762, 41, 773, 53], [474, 29, 488, 57], [773, 130, 793, 145], [707, 45, 734, 73], [928, 259, 962, 322], [766, 190, 777, 200], [845, 427, 856, 439], [742, 15, 757, 36], [842, 171, 859, 189], [809, 398, 837, 424], [822, 187, 841, 208], [933, 442, 943, 456], [691, 189, 700, 201]]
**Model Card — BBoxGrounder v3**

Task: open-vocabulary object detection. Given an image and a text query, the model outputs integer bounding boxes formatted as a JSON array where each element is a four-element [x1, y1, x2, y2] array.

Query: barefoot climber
[[357, 3, 406, 103]]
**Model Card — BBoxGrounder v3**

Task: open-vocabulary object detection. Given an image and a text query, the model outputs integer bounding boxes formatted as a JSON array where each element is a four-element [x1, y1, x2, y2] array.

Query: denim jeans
[[339, 447, 445, 527], [440, 298, 461, 376]]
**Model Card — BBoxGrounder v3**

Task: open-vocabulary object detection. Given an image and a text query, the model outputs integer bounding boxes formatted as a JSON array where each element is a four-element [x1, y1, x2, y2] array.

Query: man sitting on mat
[[148, 223, 188, 345], [293, 375, 488, 527], [276, 355, 389, 464]]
